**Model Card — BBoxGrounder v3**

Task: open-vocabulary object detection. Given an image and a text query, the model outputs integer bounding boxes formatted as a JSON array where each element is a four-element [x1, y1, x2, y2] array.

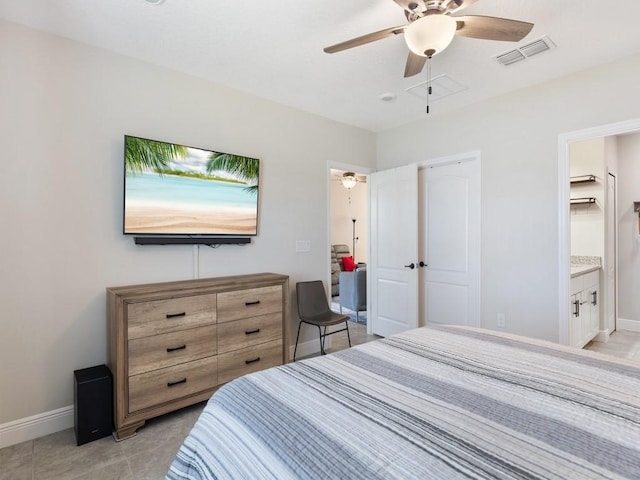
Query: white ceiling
[[2, 0, 640, 132]]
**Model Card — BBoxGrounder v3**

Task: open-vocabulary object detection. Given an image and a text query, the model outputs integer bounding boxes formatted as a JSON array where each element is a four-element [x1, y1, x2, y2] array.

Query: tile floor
[[0, 321, 374, 480], [0, 400, 204, 480], [2, 326, 636, 480], [584, 329, 640, 360], [304, 316, 378, 357]]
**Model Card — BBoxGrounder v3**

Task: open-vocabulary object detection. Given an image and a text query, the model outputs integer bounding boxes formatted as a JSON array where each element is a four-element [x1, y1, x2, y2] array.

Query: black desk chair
[[293, 280, 351, 361]]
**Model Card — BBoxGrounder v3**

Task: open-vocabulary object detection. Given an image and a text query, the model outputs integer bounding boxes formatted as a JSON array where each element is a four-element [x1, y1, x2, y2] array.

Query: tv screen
[[123, 135, 259, 236]]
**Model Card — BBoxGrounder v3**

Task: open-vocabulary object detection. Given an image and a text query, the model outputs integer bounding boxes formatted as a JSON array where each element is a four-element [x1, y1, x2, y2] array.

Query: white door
[[370, 164, 419, 337], [606, 172, 617, 334], [419, 159, 480, 327]]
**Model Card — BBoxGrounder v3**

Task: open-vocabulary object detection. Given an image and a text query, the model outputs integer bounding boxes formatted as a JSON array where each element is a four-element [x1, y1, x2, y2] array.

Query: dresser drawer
[[128, 355, 217, 413], [218, 339, 282, 384], [127, 294, 216, 339], [217, 313, 282, 354], [217, 286, 282, 323], [128, 324, 217, 376]]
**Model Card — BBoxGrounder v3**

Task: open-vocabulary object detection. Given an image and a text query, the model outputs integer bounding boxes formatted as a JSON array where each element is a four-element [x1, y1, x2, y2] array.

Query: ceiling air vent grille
[[494, 35, 556, 66], [496, 50, 526, 66]]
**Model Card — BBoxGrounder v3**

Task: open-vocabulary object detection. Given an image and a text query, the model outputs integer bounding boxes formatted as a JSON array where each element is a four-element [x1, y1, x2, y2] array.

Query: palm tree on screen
[[125, 137, 188, 174], [206, 152, 259, 194]]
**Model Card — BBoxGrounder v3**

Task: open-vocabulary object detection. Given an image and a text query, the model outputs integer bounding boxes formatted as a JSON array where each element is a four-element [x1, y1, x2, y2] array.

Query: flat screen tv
[[123, 135, 259, 237]]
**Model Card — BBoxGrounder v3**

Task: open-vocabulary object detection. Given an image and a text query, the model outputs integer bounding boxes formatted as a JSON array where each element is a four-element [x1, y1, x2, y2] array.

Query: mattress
[[167, 325, 640, 479]]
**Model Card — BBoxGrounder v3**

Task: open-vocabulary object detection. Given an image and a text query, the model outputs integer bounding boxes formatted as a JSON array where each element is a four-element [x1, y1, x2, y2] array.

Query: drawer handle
[[245, 357, 261, 365], [166, 345, 186, 353], [167, 378, 187, 387], [245, 328, 260, 335], [245, 300, 261, 306], [166, 312, 186, 319]]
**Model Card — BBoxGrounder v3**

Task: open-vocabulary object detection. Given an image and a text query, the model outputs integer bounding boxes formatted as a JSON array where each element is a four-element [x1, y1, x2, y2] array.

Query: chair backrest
[[339, 269, 367, 311], [332, 244, 350, 270], [296, 281, 331, 320]]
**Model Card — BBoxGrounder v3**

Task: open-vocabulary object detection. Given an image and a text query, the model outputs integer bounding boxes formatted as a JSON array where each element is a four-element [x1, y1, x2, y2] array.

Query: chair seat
[[303, 311, 350, 327]]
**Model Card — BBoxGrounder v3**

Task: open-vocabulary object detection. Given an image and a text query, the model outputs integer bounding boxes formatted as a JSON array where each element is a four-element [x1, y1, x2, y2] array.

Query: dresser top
[[107, 273, 289, 298]]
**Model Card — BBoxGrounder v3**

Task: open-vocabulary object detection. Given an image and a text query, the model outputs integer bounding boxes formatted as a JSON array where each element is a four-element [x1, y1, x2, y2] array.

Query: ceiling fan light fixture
[[341, 172, 357, 189], [404, 14, 457, 57]]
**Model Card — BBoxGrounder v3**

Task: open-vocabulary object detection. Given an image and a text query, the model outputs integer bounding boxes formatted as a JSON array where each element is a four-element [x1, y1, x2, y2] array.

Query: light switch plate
[[295, 240, 311, 253]]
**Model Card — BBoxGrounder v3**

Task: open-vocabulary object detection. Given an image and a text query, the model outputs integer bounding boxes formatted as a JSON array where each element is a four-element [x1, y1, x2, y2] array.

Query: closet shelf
[[570, 175, 596, 184]]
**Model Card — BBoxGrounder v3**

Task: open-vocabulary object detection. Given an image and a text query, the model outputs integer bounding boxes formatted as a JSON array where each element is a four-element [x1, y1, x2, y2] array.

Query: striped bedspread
[[166, 326, 640, 479]]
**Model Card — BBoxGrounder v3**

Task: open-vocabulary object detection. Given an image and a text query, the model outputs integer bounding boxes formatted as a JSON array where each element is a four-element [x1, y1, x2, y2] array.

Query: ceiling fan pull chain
[[426, 55, 432, 114]]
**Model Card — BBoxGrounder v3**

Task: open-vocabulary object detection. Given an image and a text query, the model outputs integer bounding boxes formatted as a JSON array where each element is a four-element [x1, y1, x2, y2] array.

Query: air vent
[[494, 35, 556, 66], [496, 50, 526, 66], [406, 74, 468, 102]]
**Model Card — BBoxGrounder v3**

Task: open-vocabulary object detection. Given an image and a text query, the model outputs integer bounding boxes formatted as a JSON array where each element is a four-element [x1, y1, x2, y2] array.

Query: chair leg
[[293, 321, 303, 362], [318, 326, 325, 355], [355, 311, 359, 323], [323, 326, 330, 354], [345, 320, 352, 348]]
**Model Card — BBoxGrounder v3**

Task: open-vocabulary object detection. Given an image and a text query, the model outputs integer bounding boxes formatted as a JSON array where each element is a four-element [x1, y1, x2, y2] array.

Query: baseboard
[[618, 318, 640, 332], [594, 329, 611, 343], [288, 338, 326, 361], [0, 405, 74, 449]]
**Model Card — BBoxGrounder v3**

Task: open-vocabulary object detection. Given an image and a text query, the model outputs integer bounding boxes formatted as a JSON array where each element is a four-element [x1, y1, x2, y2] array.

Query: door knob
[[404, 263, 415, 269], [419, 261, 427, 268]]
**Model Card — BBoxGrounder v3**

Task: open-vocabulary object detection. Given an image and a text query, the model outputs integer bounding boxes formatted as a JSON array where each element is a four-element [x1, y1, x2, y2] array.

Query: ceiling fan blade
[[446, 0, 478, 14], [404, 51, 427, 77], [323, 25, 406, 54], [455, 15, 534, 42]]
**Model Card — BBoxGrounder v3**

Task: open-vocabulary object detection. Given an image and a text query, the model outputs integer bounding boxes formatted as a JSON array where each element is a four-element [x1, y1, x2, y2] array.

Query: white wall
[[377, 53, 640, 342], [617, 132, 640, 326], [0, 20, 375, 428], [330, 180, 368, 264]]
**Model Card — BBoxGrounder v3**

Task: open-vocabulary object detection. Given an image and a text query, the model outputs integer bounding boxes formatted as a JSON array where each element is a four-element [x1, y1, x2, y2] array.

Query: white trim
[[618, 318, 640, 332], [329, 161, 373, 176], [558, 118, 640, 345], [416, 150, 482, 169], [290, 338, 323, 361], [558, 136, 571, 345], [594, 329, 611, 343], [0, 405, 74, 449]]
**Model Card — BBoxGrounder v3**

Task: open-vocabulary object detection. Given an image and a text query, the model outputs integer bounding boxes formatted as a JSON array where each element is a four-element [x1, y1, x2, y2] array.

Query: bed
[[166, 325, 640, 479]]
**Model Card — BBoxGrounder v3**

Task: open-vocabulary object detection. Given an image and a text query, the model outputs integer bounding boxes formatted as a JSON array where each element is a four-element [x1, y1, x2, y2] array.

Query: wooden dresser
[[107, 273, 289, 440]]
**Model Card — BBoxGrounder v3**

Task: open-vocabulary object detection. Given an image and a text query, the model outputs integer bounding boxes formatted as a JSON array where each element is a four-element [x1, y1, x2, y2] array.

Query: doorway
[[558, 118, 640, 344], [328, 164, 370, 327]]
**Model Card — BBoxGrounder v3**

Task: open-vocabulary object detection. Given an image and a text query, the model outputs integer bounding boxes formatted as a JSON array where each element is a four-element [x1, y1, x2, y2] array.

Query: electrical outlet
[[497, 313, 506, 328]]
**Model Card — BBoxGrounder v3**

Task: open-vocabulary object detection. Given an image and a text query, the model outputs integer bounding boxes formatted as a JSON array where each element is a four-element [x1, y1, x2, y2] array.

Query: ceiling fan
[[332, 171, 366, 189], [324, 0, 534, 78]]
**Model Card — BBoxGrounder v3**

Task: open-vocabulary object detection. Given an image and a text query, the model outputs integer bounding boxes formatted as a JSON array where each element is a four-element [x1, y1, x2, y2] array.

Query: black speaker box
[[73, 365, 113, 446]]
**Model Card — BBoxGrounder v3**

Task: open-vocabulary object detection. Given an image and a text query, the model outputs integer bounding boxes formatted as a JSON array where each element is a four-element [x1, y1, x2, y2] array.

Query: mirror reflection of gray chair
[[293, 280, 351, 362], [339, 267, 366, 323]]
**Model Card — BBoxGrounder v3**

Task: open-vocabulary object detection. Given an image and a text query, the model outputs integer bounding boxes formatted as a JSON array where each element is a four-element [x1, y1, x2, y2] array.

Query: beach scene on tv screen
[[124, 136, 259, 235]]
